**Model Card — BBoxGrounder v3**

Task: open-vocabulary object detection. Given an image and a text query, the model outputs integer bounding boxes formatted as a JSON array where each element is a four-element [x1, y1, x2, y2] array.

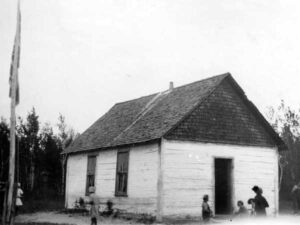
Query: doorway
[[214, 158, 233, 214]]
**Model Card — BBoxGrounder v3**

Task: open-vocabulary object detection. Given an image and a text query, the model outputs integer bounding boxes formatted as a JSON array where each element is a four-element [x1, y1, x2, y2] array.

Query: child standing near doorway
[[202, 194, 212, 223]]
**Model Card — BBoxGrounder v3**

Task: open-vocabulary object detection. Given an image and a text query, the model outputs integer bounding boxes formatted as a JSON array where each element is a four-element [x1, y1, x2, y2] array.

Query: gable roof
[[64, 73, 286, 154]]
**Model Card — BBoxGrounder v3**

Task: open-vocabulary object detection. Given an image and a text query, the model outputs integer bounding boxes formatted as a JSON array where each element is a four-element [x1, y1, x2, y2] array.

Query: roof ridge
[[171, 72, 230, 91], [114, 73, 230, 106], [109, 91, 165, 145], [115, 93, 158, 106]]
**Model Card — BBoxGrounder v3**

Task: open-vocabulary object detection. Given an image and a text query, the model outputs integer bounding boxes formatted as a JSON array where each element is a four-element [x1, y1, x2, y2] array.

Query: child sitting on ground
[[235, 200, 248, 217]]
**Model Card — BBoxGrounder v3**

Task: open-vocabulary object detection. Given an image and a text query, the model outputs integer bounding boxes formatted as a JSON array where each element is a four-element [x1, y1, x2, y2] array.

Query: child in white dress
[[16, 183, 23, 215]]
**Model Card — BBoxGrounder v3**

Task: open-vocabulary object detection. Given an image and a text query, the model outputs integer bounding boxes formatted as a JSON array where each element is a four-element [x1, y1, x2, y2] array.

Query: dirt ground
[[15, 211, 300, 225], [15, 212, 148, 225]]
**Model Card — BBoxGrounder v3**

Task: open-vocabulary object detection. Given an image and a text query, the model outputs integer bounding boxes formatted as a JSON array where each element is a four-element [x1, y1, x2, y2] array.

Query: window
[[115, 150, 129, 196], [86, 155, 96, 195]]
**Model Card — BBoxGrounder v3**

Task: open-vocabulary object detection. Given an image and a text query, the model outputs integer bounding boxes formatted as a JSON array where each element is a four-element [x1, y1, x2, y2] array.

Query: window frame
[[85, 154, 97, 196], [115, 148, 130, 197]]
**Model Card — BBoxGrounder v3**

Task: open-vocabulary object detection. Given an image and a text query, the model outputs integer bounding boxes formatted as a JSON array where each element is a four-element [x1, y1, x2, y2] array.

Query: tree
[[17, 108, 40, 191], [57, 114, 79, 150], [57, 113, 79, 195], [0, 118, 9, 182], [1, 108, 78, 200], [266, 100, 300, 198], [39, 123, 61, 197], [0, 118, 9, 221]]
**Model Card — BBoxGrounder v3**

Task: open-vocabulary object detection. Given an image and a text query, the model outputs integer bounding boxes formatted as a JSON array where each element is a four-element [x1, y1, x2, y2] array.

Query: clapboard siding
[[162, 139, 278, 218], [128, 145, 158, 199], [65, 154, 88, 208], [66, 143, 159, 214], [95, 150, 117, 197]]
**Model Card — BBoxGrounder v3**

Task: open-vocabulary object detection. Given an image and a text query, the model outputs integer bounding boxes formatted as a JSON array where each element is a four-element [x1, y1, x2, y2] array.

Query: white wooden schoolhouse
[[63, 73, 286, 220]]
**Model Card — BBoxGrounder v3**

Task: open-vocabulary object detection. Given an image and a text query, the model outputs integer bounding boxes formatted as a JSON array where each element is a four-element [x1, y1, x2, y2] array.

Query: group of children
[[88, 185, 269, 224], [202, 185, 269, 222]]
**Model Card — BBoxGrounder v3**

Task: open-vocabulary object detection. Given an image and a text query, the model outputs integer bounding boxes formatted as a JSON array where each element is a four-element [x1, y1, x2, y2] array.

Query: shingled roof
[[64, 73, 286, 154]]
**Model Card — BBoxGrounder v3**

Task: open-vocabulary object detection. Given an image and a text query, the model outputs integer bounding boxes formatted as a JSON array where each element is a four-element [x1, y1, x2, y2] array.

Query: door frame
[[212, 157, 234, 215]]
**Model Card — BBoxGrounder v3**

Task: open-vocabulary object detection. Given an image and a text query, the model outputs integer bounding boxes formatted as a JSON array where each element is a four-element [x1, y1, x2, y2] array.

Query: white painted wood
[[95, 150, 117, 197], [162, 140, 278, 218], [127, 144, 158, 199], [66, 140, 278, 219], [66, 143, 159, 214], [65, 155, 69, 208], [157, 140, 165, 222], [274, 150, 279, 216], [66, 154, 88, 208]]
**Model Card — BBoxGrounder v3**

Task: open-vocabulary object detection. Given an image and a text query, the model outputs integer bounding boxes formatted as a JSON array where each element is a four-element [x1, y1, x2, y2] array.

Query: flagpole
[[6, 72, 17, 225], [6, 1, 21, 224], [6, 33, 18, 225]]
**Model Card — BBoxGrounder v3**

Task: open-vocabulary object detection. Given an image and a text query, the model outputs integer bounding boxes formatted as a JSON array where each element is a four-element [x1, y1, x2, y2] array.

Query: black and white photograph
[[1, 0, 300, 225]]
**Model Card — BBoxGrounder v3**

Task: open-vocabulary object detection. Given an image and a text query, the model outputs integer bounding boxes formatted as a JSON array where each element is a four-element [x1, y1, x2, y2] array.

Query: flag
[[9, 2, 21, 105]]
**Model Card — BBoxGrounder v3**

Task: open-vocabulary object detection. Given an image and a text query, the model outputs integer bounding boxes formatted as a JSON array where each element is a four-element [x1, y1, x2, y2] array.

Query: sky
[[0, 0, 300, 133]]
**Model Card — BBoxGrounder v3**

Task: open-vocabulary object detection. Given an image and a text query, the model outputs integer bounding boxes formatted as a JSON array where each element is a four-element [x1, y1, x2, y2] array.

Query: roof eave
[[62, 138, 161, 155]]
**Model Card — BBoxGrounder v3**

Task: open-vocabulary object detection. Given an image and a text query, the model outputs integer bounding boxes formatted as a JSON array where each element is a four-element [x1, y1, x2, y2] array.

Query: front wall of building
[[66, 143, 159, 214], [162, 140, 279, 218]]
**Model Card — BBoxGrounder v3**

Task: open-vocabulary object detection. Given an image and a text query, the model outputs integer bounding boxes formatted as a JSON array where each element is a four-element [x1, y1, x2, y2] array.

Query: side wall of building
[[161, 139, 279, 218], [65, 142, 159, 214], [65, 154, 88, 208]]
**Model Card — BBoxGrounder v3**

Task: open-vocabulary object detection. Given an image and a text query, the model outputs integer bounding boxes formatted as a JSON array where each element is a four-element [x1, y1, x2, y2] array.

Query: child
[[247, 198, 255, 216], [15, 183, 23, 215], [90, 200, 98, 225], [202, 195, 212, 223], [291, 182, 300, 213], [235, 201, 248, 217]]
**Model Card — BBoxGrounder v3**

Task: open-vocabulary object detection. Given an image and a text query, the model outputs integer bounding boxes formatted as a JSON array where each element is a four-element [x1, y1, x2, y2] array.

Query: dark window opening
[[115, 150, 129, 196], [86, 155, 96, 195]]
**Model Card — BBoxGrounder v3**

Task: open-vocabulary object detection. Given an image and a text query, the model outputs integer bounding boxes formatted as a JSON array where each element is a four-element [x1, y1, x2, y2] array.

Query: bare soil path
[[16, 211, 147, 225], [15, 211, 300, 225]]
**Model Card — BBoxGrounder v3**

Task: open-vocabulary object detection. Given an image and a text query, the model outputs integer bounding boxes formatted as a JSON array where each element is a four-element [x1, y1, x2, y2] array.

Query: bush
[[101, 200, 114, 216]]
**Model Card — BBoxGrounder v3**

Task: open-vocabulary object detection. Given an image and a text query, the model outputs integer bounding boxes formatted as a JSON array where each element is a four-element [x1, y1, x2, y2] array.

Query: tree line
[[267, 100, 300, 199], [0, 107, 79, 200]]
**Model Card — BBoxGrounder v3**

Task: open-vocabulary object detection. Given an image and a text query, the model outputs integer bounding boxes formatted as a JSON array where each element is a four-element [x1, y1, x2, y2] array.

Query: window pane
[[117, 152, 129, 172], [86, 156, 96, 195], [88, 175, 95, 187], [116, 150, 129, 195], [117, 173, 123, 192], [122, 174, 127, 193], [87, 156, 96, 175]]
